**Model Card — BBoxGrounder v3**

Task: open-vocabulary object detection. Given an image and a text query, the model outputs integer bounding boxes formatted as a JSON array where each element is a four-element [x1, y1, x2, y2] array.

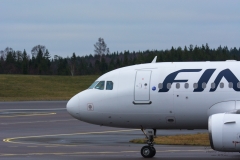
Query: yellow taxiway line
[[3, 129, 140, 146], [0, 112, 56, 118], [0, 149, 213, 157]]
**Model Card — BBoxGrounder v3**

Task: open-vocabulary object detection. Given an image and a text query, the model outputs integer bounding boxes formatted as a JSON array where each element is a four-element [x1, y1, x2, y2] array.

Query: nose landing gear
[[141, 145, 156, 158], [140, 128, 156, 158]]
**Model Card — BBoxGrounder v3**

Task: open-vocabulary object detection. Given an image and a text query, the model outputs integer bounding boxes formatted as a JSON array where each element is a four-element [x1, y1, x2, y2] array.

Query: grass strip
[[0, 75, 99, 101], [130, 133, 210, 146]]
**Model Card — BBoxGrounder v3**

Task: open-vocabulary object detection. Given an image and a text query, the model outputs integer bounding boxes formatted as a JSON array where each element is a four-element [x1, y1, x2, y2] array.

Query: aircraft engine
[[209, 113, 240, 152]]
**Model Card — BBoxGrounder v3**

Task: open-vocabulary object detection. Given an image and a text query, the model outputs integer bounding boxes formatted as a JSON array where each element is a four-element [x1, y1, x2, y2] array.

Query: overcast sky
[[1, 0, 240, 58]]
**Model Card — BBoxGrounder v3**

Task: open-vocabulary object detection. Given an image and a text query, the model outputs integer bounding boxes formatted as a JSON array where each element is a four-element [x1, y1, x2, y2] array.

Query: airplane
[[67, 56, 240, 158]]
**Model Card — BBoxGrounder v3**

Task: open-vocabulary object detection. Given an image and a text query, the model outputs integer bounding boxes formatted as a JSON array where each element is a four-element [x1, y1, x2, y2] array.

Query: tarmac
[[1, 101, 240, 160]]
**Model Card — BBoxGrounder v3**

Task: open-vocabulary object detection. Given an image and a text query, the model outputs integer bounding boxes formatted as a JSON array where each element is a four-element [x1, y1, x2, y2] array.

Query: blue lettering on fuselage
[[159, 68, 240, 92], [210, 69, 240, 92], [159, 69, 202, 92], [193, 69, 216, 92]]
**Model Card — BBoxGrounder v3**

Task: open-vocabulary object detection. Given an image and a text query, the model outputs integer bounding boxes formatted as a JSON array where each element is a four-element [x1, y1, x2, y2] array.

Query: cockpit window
[[94, 81, 105, 90], [88, 81, 99, 89], [106, 81, 113, 90]]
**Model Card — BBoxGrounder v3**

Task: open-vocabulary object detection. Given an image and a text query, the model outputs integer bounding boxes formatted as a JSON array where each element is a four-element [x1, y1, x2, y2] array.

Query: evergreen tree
[[68, 52, 77, 76], [123, 51, 129, 66], [22, 49, 28, 74]]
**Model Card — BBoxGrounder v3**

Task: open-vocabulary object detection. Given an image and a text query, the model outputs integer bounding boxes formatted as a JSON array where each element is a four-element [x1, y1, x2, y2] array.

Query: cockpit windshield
[[106, 81, 113, 90], [94, 81, 105, 90], [88, 81, 99, 89], [88, 80, 114, 90]]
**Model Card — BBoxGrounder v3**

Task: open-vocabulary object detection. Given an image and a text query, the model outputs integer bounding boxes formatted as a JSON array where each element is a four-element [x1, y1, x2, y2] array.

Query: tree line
[[0, 42, 240, 76]]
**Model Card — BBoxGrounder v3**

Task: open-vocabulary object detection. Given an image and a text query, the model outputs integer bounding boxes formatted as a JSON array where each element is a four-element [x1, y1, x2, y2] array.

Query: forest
[[1, 40, 240, 76]]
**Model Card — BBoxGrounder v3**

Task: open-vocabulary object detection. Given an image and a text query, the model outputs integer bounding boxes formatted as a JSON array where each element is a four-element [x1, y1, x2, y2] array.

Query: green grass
[[0, 74, 99, 101], [130, 133, 210, 146]]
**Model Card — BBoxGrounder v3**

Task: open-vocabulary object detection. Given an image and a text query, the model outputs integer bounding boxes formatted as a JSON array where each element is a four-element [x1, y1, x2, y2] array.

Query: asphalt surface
[[1, 101, 240, 160]]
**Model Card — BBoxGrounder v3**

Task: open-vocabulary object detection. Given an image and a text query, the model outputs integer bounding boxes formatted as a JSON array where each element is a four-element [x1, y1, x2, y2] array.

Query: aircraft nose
[[66, 94, 80, 119]]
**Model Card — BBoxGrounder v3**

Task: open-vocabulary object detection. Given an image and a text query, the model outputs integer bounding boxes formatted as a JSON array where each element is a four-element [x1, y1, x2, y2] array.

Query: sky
[[0, 0, 240, 58]]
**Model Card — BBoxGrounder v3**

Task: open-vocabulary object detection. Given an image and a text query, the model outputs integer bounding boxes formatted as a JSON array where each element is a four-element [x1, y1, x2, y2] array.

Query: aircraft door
[[134, 70, 152, 104]]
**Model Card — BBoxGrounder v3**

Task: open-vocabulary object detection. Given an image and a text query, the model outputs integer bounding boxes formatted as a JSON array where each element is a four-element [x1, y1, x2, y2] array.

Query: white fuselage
[[67, 61, 240, 130]]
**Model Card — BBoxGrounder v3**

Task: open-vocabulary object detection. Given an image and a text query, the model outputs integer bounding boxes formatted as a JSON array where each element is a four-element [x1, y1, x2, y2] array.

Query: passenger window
[[238, 82, 240, 88], [185, 83, 189, 89], [220, 82, 224, 88], [211, 83, 215, 89], [229, 82, 233, 88], [158, 83, 163, 89], [89, 81, 99, 89], [94, 81, 105, 90], [193, 83, 198, 89], [202, 82, 206, 89], [167, 83, 171, 89], [106, 81, 113, 90], [176, 83, 180, 89]]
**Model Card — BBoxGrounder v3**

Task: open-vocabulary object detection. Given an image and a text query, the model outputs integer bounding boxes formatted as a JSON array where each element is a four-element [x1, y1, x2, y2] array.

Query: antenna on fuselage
[[151, 56, 157, 63]]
